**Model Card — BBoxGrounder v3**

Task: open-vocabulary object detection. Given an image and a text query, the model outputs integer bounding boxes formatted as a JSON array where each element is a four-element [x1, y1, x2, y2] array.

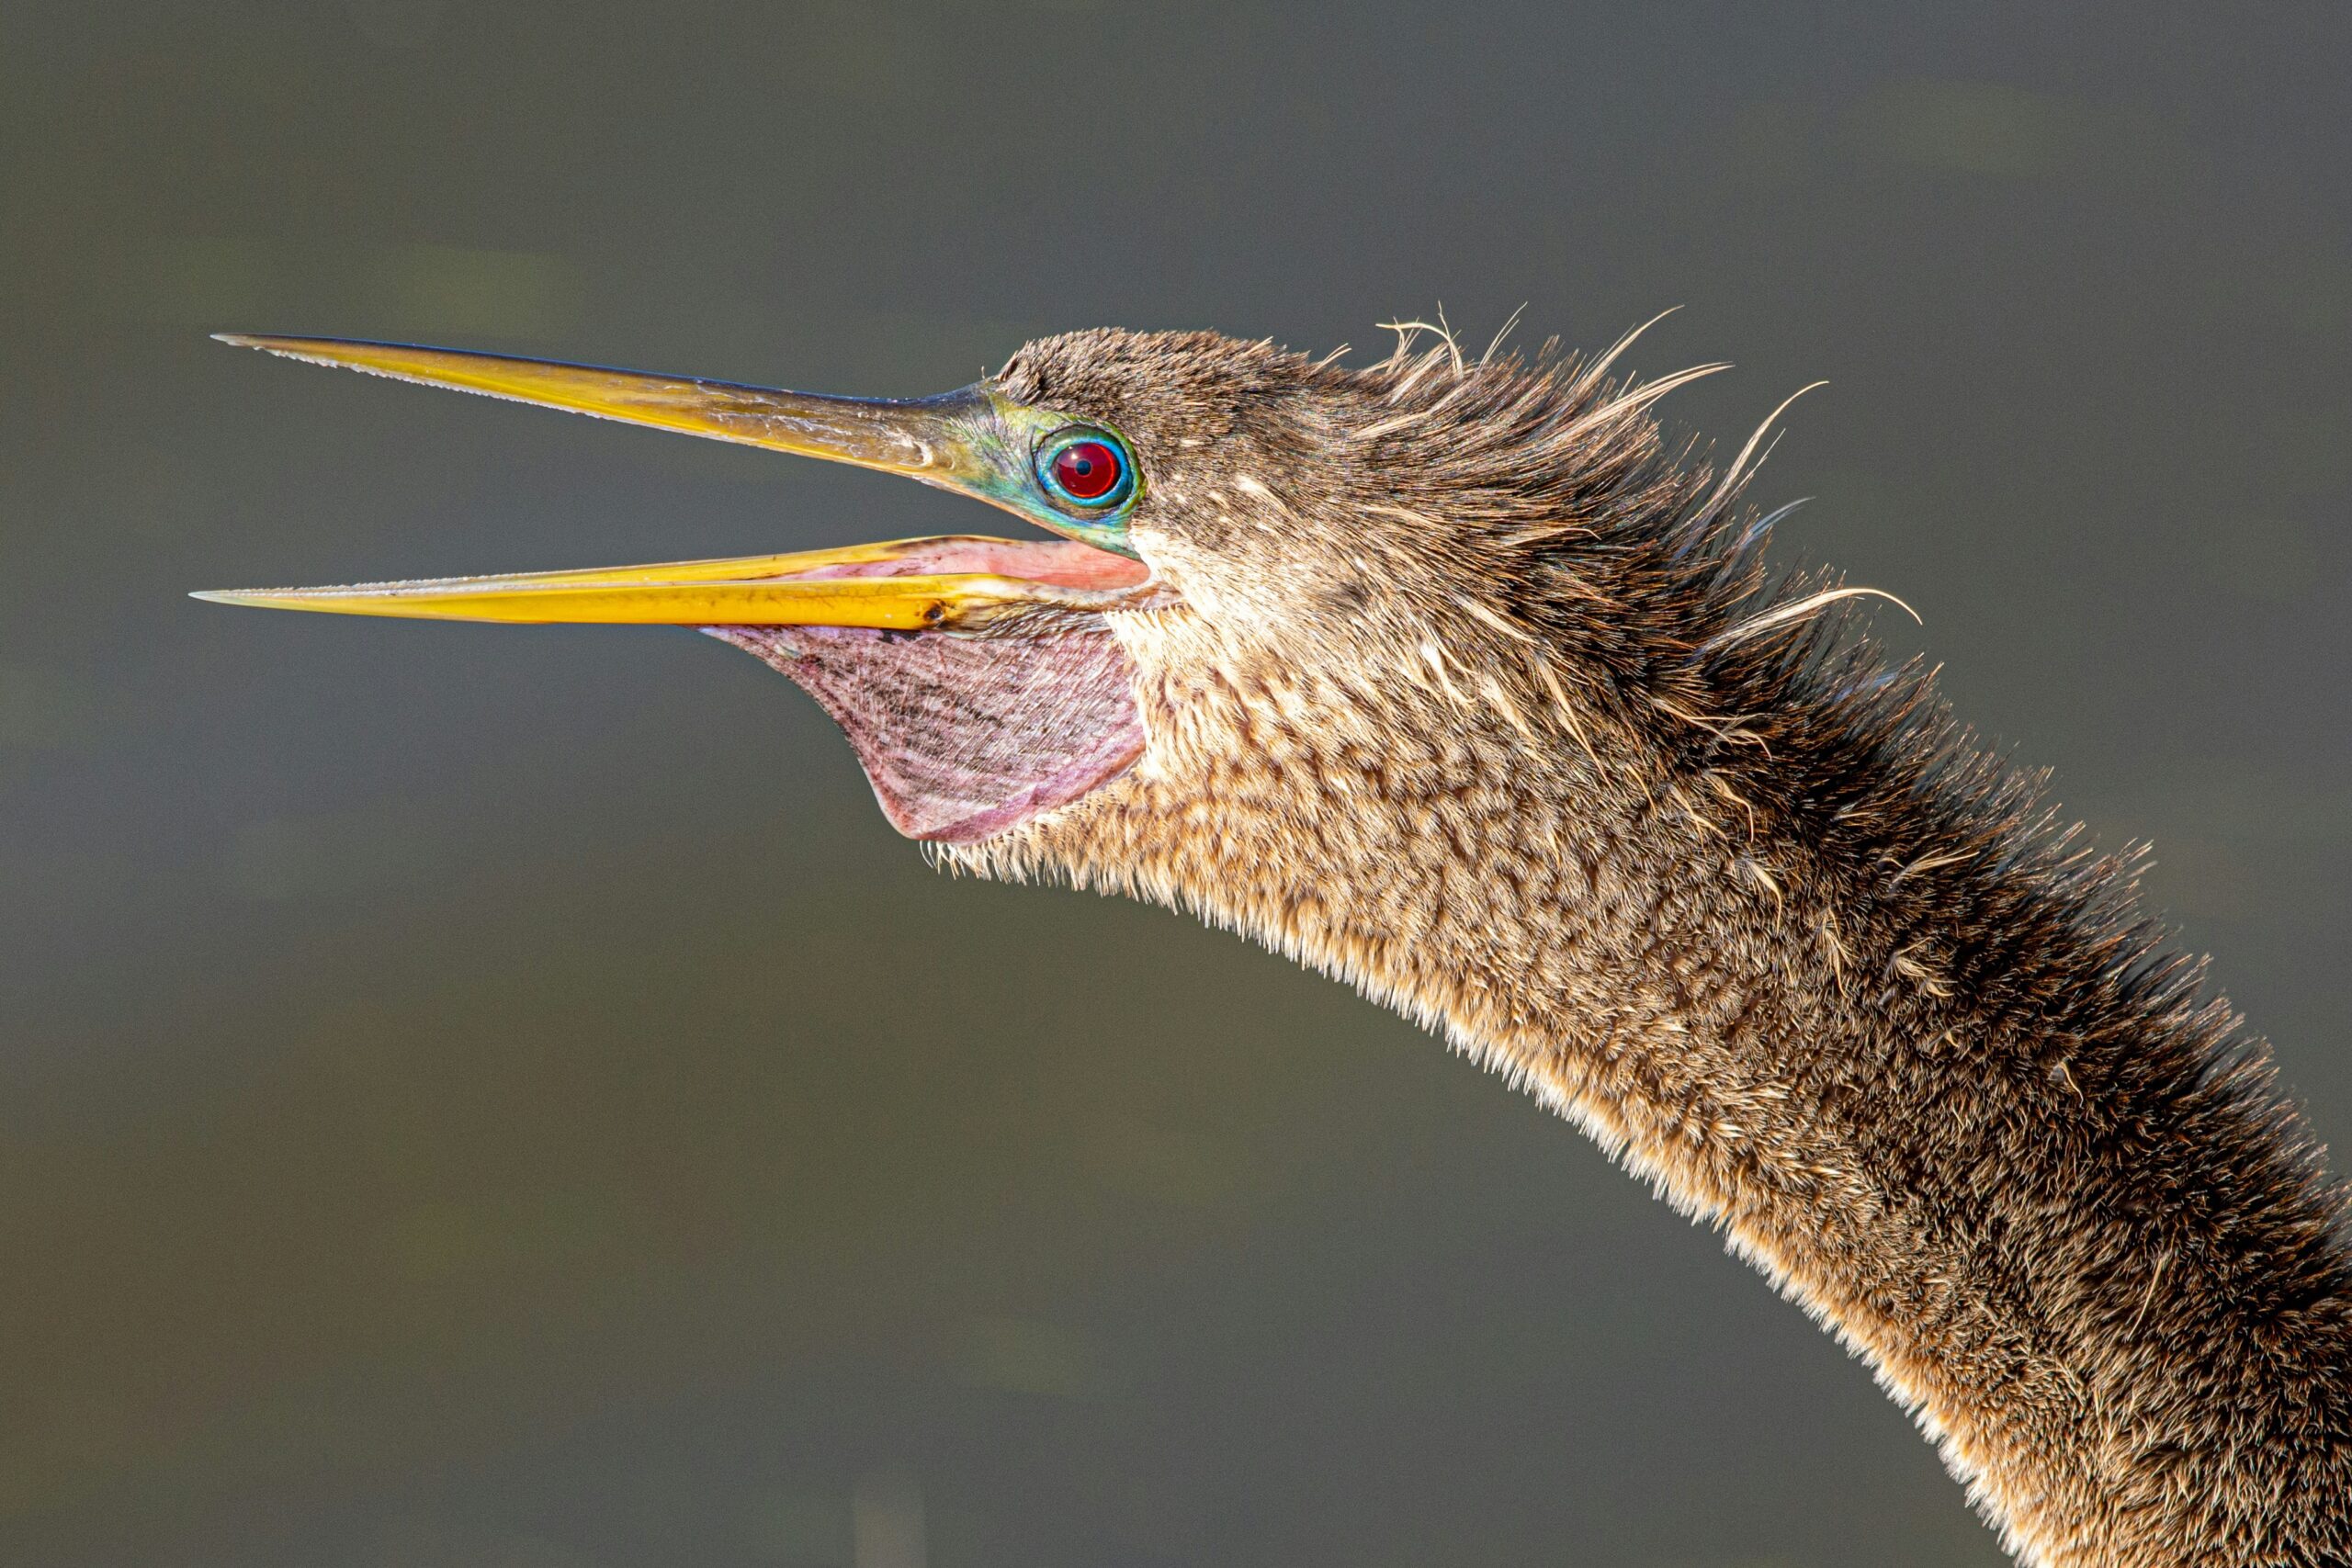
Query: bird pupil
[[1051, 440, 1122, 502]]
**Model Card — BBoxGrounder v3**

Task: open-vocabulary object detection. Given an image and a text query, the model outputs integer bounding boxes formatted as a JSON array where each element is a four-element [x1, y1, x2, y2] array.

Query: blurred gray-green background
[[6, 4, 2349, 1565]]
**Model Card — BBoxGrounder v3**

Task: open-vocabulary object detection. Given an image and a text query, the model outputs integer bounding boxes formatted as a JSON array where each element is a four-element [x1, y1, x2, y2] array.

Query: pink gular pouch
[[704, 534, 1148, 844], [711, 622, 1145, 843]]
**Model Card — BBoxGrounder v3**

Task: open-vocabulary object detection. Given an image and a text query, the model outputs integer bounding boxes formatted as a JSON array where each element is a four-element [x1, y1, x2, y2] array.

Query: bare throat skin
[[956, 637, 2352, 1568]]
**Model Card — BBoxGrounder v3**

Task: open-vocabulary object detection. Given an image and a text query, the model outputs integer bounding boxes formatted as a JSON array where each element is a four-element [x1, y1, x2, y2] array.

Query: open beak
[[196, 336, 1151, 628]]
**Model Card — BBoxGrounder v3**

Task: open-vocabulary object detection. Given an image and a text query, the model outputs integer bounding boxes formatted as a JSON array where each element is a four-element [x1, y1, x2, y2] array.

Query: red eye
[[1050, 440, 1120, 500], [1041, 435, 1130, 507]]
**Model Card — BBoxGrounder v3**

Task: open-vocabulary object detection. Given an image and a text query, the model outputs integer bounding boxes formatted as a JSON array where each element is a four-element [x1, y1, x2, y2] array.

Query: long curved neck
[[984, 621, 2352, 1568]]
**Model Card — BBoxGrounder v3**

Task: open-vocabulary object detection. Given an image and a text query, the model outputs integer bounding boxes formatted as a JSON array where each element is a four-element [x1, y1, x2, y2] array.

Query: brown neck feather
[[960, 605, 2352, 1568]]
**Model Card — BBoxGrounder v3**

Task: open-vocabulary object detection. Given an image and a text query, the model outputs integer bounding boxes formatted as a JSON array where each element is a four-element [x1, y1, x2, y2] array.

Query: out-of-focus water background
[[4, 4, 2348, 1564]]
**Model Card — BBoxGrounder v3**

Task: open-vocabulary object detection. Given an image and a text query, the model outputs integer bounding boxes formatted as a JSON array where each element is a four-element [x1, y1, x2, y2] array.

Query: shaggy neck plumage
[[975, 610, 2352, 1564], [948, 340, 2351, 1567], [944, 332, 2352, 1564]]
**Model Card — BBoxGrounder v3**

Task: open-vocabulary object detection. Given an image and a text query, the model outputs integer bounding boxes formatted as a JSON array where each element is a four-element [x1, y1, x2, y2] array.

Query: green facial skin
[[943, 388, 1143, 558]]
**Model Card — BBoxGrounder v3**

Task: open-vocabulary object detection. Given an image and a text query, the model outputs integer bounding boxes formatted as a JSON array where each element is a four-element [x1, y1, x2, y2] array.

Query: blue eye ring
[[1035, 427, 1137, 514]]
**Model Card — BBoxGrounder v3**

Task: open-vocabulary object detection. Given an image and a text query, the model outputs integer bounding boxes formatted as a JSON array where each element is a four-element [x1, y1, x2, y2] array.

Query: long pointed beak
[[210, 334, 1002, 489], [193, 536, 1149, 629], [198, 335, 1160, 628]]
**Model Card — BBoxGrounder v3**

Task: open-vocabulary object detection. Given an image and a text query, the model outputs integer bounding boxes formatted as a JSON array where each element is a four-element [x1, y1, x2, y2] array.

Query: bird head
[[203, 323, 1731, 861]]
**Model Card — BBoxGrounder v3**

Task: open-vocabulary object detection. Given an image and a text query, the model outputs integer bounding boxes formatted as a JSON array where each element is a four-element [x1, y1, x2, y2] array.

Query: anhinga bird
[[201, 322, 2352, 1566]]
